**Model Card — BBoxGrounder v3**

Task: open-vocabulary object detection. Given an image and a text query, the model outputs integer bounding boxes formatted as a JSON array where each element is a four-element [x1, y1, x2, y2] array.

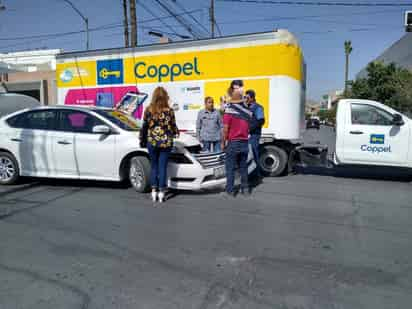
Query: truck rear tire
[[129, 156, 151, 193], [260, 145, 288, 177]]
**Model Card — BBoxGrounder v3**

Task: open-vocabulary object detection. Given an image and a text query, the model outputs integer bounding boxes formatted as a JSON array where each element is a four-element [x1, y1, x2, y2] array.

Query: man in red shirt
[[222, 80, 252, 196]]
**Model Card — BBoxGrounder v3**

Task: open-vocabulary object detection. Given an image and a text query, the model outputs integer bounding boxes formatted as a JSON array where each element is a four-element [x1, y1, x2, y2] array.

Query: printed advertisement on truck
[[56, 34, 304, 134]]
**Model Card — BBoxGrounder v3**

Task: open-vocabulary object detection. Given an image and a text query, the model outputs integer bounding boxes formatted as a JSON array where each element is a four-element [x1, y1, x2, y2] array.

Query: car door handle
[[10, 138, 22, 142], [57, 140, 72, 145], [350, 131, 364, 135]]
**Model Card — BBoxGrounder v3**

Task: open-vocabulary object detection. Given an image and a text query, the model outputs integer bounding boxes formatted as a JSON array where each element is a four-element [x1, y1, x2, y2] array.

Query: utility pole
[[123, 0, 129, 47], [129, 0, 137, 46], [210, 0, 215, 38]]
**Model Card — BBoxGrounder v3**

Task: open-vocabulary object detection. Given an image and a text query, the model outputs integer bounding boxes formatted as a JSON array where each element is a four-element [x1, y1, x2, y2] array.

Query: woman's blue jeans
[[147, 144, 171, 190]]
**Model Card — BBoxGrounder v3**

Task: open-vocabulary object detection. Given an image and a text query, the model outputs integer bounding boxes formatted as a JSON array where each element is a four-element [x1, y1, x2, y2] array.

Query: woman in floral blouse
[[140, 87, 179, 203]]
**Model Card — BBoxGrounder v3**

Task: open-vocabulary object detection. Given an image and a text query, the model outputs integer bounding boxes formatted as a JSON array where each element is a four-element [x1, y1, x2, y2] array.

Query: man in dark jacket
[[245, 89, 265, 180]]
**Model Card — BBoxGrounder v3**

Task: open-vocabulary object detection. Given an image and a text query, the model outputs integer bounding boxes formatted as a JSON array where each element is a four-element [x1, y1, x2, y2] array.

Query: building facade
[[0, 49, 61, 105], [357, 32, 412, 78], [320, 89, 343, 110]]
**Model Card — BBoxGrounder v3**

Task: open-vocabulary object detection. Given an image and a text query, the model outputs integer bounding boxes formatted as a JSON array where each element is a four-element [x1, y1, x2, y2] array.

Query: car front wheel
[[0, 152, 20, 185], [129, 156, 150, 193]]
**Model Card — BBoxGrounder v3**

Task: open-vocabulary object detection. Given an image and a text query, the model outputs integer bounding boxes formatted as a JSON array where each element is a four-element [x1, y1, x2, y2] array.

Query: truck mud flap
[[288, 144, 330, 172]]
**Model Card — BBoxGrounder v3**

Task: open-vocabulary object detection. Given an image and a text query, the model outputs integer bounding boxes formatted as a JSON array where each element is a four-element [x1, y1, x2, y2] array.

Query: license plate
[[214, 166, 225, 178]]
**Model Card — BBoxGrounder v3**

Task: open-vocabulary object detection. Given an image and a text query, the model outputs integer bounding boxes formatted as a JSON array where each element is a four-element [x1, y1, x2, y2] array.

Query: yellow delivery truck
[[56, 29, 305, 176]]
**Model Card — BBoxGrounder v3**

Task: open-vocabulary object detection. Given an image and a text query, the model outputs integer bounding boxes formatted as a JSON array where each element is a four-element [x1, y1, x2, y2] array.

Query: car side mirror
[[92, 125, 111, 134], [392, 114, 405, 126]]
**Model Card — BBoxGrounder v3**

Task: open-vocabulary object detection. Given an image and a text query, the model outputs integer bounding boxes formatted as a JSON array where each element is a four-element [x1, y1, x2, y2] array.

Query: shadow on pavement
[[294, 164, 412, 183], [13, 177, 131, 190], [0, 182, 41, 198]]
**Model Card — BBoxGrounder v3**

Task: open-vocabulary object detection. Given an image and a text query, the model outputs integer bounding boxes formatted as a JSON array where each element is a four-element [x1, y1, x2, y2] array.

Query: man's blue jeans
[[225, 140, 249, 193], [147, 144, 171, 190], [249, 134, 262, 177], [202, 141, 221, 152]]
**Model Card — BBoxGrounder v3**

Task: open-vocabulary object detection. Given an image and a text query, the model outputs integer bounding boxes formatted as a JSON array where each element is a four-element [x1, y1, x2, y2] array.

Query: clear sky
[[0, 0, 410, 100]]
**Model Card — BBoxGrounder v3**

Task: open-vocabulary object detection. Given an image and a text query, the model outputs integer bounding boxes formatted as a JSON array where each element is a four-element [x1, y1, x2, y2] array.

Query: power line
[[120, 8, 404, 29], [172, 0, 210, 36], [298, 25, 402, 34], [294, 18, 397, 27], [218, 8, 404, 25], [214, 19, 223, 36], [137, 0, 183, 38], [0, 24, 191, 51], [0, 23, 122, 41], [0, 9, 203, 42], [152, 0, 204, 38], [217, 0, 412, 7]]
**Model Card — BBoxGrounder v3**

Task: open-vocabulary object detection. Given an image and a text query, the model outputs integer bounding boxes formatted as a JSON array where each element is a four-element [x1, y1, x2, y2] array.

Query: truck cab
[[335, 99, 412, 168]]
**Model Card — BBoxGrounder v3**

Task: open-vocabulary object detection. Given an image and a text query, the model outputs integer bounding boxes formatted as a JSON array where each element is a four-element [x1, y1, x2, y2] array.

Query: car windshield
[[94, 109, 140, 131]]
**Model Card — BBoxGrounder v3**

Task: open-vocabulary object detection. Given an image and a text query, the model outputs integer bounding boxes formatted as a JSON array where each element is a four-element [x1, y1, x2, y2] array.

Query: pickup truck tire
[[129, 156, 151, 193], [260, 145, 288, 177], [0, 152, 20, 185]]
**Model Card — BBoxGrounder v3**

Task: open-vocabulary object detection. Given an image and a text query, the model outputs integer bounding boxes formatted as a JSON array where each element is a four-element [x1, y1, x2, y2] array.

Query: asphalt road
[[1, 126, 412, 309]]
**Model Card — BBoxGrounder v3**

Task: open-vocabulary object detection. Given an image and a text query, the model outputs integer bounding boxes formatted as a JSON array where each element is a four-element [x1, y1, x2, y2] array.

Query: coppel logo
[[97, 59, 124, 85], [370, 134, 385, 144], [59, 69, 73, 82], [360, 145, 392, 154], [134, 57, 201, 82]]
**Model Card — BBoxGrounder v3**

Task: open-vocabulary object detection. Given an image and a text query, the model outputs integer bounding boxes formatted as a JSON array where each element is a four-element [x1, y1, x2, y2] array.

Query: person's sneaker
[[151, 190, 158, 202], [158, 191, 166, 203]]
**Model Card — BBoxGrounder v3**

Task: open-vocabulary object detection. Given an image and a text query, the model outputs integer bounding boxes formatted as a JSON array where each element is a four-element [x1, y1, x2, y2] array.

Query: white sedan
[[0, 106, 227, 192]]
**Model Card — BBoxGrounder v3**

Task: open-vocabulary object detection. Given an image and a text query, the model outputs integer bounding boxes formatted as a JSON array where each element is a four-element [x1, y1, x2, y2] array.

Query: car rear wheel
[[0, 152, 20, 185], [260, 145, 288, 177], [129, 156, 150, 193]]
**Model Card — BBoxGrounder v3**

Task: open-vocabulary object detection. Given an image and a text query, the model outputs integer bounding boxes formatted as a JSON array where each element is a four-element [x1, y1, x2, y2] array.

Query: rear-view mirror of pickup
[[392, 114, 405, 126]]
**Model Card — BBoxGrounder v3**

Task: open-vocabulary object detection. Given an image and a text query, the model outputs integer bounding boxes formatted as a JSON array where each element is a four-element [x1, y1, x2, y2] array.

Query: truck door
[[342, 103, 409, 166]]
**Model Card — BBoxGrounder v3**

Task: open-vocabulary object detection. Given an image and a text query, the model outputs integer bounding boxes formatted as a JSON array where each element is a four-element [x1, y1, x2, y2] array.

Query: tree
[[317, 108, 337, 125], [325, 106, 337, 125], [348, 61, 412, 114], [344, 40, 353, 96]]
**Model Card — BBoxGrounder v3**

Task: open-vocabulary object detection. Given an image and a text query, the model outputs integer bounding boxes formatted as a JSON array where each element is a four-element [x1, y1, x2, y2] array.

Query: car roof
[[0, 105, 115, 120], [33, 105, 112, 111], [18, 105, 114, 113]]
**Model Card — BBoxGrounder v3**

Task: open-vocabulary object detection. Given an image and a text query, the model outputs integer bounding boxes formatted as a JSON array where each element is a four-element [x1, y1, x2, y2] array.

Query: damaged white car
[[0, 106, 232, 192]]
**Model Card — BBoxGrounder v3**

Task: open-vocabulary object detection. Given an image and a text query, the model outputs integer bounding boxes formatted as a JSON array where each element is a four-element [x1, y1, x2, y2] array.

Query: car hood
[[129, 131, 199, 148], [175, 132, 199, 147]]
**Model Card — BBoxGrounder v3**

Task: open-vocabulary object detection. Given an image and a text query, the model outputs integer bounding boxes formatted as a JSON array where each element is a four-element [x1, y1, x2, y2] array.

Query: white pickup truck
[[334, 99, 411, 168], [297, 99, 412, 170]]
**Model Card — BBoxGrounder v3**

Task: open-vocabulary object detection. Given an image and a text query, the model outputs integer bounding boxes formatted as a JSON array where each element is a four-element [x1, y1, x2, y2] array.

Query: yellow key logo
[[99, 68, 121, 79], [370, 134, 385, 144], [371, 136, 384, 143]]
